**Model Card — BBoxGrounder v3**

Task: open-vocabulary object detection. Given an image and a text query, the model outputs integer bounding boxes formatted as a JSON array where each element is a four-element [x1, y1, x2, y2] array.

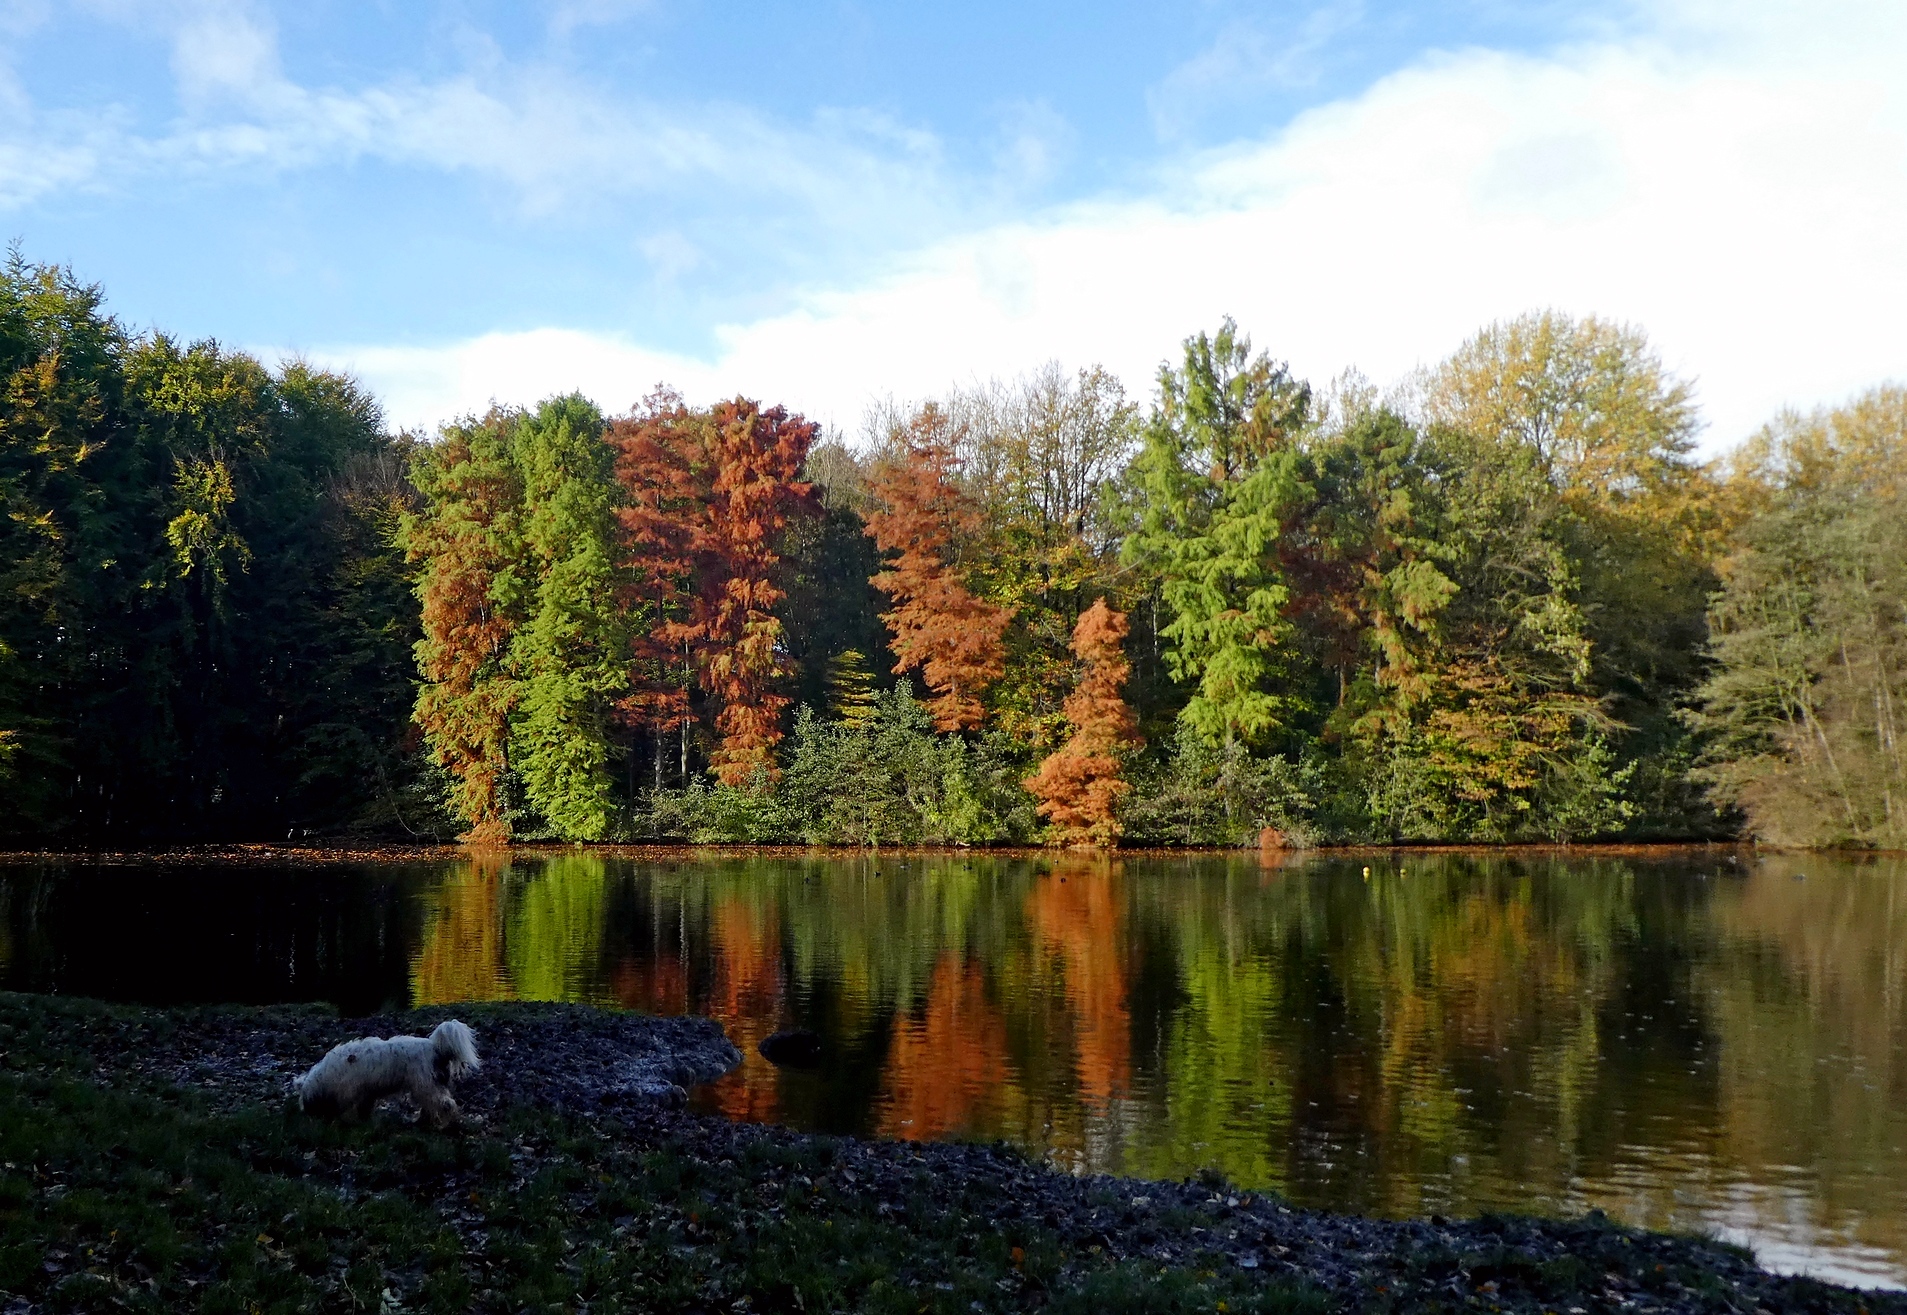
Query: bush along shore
[[1, 995, 1899, 1315]]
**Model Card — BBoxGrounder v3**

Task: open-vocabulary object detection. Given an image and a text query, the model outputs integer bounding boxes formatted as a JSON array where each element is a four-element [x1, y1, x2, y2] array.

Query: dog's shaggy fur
[[292, 1019, 480, 1127]]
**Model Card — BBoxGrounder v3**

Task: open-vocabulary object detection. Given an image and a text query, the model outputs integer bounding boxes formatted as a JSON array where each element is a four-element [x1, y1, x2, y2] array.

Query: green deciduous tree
[[1, 253, 425, 841], [1691, 387, 1907, 847]]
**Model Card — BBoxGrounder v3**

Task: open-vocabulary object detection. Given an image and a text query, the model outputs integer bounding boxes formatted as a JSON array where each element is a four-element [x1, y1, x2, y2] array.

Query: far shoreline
[[7, 839, 1900, 866], [0, 839, 1843, 867]]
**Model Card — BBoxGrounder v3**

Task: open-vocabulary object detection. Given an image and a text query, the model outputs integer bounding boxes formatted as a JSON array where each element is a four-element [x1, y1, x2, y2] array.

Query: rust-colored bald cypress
[[402, 413, 525, 844], [864, 413, 1013, 731], [610, 392, 815, 787], [608, 390, 700, 777], [1025, 599, 1140, 847], [698, 398, 816, 784]]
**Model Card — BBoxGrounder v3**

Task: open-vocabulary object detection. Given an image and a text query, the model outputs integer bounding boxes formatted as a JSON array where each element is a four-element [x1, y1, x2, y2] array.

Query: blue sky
[[6, 1, 1906, 443]]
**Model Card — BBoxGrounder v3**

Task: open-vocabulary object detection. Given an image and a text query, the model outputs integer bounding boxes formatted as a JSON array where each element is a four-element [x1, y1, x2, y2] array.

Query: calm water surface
[[3, 850, 1904, 1289]]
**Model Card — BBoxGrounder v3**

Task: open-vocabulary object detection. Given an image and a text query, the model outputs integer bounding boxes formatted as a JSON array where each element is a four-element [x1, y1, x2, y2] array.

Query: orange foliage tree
[[608, 390, 700, 786], [610, 392, 815, 786], [864, 413, 1013, 731], [402, 413, 525, 844], [1025, 599, 1140, 847]]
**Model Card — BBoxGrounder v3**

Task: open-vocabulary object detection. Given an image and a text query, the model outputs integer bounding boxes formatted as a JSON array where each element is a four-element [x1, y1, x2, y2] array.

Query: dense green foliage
[[3, 254, 1900, 847], [0, 255, 430, 842]]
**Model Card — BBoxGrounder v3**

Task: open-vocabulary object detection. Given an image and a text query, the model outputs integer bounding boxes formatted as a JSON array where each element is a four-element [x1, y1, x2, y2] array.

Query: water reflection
[[2, 850, 1902, 1288]]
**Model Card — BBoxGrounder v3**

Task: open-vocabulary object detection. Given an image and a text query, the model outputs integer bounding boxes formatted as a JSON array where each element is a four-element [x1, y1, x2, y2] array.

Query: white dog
[[293, 1019, 480, 1127]]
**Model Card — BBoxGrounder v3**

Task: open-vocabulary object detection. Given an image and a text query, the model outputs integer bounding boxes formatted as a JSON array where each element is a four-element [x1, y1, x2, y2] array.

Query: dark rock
[[757, 1029, 824, 1068]]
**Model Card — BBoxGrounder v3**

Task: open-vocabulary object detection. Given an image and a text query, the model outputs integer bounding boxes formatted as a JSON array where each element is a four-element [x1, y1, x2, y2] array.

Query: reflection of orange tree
[[411, 858, 515, 1005], [608, 953, 689, 1015], [1026, 858, 1131, 1109], [877, 954, 1015, 1141], [703, 895, 785, 1123]]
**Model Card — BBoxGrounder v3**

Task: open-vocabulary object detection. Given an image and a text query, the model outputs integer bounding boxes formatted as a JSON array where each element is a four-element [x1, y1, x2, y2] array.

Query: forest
[[2, 253, 1902, 849]]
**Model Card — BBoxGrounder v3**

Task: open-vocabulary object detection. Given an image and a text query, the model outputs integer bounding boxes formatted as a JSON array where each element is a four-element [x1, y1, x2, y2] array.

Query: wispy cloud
[[544, 0, 656, 38], [317, 0, 1907, 450], [1147, 1, 1366, 140], [0, 1, 967, 253]]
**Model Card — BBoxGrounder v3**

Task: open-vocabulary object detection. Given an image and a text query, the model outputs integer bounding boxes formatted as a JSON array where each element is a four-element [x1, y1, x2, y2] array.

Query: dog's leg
[[403, 1064, 458, 1129], [418, 1085, 459, 1129]]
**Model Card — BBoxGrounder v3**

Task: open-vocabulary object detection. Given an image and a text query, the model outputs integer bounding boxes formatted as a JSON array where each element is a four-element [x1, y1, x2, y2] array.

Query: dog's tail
[[430, 1019, 481, 1082]]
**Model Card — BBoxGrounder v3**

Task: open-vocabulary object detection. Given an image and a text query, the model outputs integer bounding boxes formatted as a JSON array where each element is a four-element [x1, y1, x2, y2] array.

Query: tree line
[[3, 254, 1901, 847]]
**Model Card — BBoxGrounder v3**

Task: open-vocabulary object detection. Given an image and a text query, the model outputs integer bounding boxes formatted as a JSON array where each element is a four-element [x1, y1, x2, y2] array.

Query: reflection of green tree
[[412, 855, 611, 1006], [1697, 856, 1907, 1272], [1339, 859, 1635, 1216], [506, 854, 611, 1004], [1137, 917, 1294, 1190], [1114, 855, 1649, 1213]]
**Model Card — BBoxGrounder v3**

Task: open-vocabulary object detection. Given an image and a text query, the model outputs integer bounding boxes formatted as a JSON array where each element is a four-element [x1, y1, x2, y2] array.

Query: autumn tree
[[403, 410, 527, 842], [949, 364, 1138, 743], [610, 393, 816, 787], [1421, 310, 1718, 835], [1026, 599, 1140, 846], [697, 398, 817, 783], [607, 389, 701, 788], [864, 408, 1014, 732], [1423, 311, 1700, 500], [1343, 415, 1628, 842]]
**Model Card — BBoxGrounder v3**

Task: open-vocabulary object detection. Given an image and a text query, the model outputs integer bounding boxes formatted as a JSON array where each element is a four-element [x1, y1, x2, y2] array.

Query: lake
[[3, 848, 1903, 1288]]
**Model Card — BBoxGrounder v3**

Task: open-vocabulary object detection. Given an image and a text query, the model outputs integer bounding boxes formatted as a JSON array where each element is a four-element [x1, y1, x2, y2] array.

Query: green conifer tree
[[1121, 320, 1313, 748], [507, 395, 628, 841]]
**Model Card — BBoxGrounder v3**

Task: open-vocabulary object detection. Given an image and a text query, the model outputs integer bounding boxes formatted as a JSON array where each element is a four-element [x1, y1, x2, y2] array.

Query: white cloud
[[326, 329, 723, 432], [320, 1, 1907, 451], [170, 6, 280, 101], [545, 0, 655, 36]]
